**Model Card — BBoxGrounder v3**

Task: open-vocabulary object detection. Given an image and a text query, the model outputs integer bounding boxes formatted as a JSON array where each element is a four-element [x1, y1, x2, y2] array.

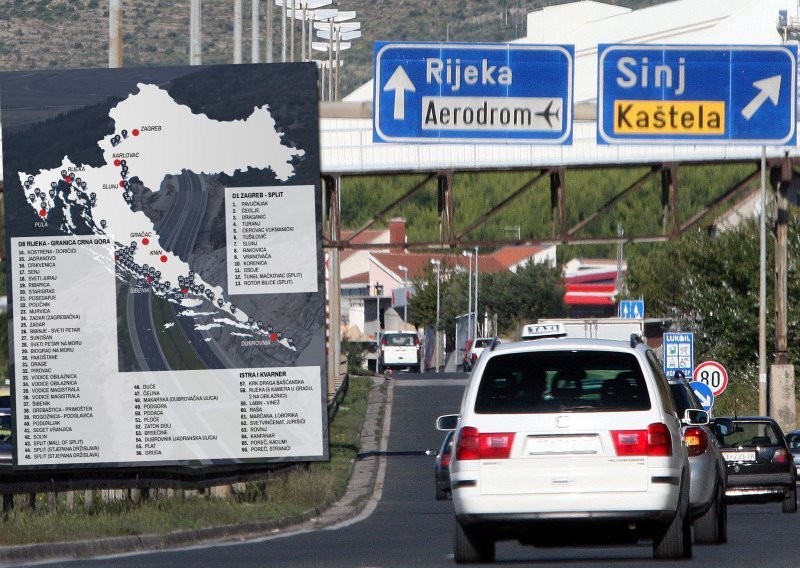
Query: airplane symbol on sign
[[535, 100, 560, 128]]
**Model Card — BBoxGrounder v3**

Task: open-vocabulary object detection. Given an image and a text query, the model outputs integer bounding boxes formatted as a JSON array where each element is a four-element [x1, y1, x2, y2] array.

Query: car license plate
[[723, 451, 756, 462], [527, 436, 598, 455]]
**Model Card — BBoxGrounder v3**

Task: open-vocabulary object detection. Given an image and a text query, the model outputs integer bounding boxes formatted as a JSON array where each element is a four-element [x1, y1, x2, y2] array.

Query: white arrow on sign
[[692, 388, 713, 409], [383, 66, 415, 120], [741, 75, 782, 120]]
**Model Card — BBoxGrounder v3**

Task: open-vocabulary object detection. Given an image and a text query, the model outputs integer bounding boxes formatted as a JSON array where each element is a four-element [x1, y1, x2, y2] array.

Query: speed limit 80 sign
[[692, 360, 729, 396]]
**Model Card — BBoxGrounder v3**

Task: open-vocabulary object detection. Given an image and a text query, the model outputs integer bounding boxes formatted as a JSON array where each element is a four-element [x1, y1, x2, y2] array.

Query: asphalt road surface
[[46, 371, 800, 567]]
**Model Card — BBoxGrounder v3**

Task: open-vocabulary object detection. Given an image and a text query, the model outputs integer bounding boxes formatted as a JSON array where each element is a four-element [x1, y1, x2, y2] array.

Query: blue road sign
[[619, 299, 644, 319], [664, 332, 694, 379], [373, 42, 574, 144], [598, 44, 797, 145], [689, 381, 715, 412]]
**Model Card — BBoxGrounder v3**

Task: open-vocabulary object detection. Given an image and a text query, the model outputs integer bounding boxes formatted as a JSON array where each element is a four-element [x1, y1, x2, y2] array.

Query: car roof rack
[[629, 333, 644, 348]]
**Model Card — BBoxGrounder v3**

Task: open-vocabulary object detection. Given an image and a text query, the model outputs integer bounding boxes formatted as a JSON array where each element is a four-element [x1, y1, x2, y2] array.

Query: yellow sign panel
[[614, 100, 725, 135]]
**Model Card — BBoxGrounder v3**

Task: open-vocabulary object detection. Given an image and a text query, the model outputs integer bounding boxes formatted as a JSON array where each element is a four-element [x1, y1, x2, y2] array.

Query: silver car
[[785, 430, 800, 476], [667, 376, 727, 544]]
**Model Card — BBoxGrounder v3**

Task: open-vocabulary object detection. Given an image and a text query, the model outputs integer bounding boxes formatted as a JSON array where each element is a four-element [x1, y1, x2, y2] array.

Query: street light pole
[[462, 251, 473, 339], [398, 265, 408, 323], [473, 246, 479, 339], [431, 259, 441, 373]]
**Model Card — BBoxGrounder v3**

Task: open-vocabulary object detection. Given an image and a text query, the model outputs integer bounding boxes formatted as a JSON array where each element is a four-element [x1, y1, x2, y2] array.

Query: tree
[[626, 216, 800, 414], [481, 262, 567, 337], [408, 257, 567, 347]]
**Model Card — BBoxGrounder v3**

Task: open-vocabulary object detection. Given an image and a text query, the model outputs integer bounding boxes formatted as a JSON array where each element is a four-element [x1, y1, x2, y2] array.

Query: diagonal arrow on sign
[[693, 389, 712, 408], [383, 65, 415, 120], [741, 75, 782, 120]]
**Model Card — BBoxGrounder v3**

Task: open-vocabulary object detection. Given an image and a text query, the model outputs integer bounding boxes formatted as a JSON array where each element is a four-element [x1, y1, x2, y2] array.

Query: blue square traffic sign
[[663, 332, 694, 380], [373, 42, 574, 144], [598, 44, 797, 145], [619, 300, 644, 319]]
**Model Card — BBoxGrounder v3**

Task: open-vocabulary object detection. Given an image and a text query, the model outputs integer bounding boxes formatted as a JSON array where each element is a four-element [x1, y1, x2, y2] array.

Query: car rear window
[[474, 350, 651, 414], [473, 339, 491, 348], [384, 334, 416, 346], [719, 422, 782, 448], [669, 383, 700, 414]]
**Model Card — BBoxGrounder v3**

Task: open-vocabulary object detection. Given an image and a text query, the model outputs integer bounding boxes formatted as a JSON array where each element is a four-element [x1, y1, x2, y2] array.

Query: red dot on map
[[146, 276, 152, 283], [65, 176, 72, 184], [119, 181, 125, 187], [39, 209, 46, 217], [141, 238, 150, 246], [132, 129, 140, 136], [270, 333, 278, 341], [160, 255, 168, 263], [114, 255, 118, 262], [114, 159, 121, 167], [181, 287, 188, 294]]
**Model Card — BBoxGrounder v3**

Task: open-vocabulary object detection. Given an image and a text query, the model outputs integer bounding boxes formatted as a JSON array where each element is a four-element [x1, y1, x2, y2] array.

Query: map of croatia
[[18, 83, 306, 349]]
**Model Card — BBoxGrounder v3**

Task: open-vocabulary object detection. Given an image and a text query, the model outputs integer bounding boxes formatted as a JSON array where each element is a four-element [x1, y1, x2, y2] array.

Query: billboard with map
[[0, 63, 327, 468]]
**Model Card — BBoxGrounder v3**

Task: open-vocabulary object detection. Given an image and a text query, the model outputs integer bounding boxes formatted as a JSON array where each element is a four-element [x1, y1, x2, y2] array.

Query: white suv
[[437, 336, 706, 563]]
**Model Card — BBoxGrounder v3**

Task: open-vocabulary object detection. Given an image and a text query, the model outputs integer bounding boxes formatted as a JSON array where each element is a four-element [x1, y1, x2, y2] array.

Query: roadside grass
[[0, 375, 373, 546]]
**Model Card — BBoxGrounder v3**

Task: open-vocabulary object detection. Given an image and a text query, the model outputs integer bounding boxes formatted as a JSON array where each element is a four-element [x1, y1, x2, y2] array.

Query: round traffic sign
[[692, 360, 729, 396], [689, 381, 715, 411]]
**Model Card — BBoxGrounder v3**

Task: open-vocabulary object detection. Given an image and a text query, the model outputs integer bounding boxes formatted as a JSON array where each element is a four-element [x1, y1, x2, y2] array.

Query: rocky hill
[[0, 0, 667, 96]]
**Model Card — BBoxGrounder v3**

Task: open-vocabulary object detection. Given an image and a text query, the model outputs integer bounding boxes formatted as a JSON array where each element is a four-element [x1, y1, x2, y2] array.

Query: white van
[[438, 335, 706, 562], [378, 331, 420, 373]]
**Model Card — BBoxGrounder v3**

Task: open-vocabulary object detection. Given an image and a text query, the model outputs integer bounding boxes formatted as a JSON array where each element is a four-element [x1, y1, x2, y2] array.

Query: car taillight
[[471, 353, 478, 362], [441, 453, 451, 467], [611, 423, 673, 457], [772, 448, 790, 463], [455, 426, 515, 460], [684, 427, 708, 457], [414, 338, 420, 346], [381, 338, 387, 346]]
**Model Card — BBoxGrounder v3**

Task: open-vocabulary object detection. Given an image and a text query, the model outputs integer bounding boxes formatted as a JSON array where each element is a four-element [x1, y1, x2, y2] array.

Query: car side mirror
[[713, 417, 734, 437], [436, 414, 459, 431], [683, 409, 709, 425]]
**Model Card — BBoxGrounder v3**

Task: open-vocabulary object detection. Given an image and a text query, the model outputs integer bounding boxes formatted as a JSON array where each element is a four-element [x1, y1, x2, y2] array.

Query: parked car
[[716, 416, 797, 513], [465, 337, 494, 371], [434, 430, 454, 500], [438, 335, 702, 562], [461, 339, 474, 372], [785, 429, 800, 476], [378, 331, 421, 373], [667, 375, 728, 544]]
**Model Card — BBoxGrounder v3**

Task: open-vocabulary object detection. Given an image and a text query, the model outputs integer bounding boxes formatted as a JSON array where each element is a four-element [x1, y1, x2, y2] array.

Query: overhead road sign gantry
[[597, 44, 797, 145], [373, 42, 574, 144]]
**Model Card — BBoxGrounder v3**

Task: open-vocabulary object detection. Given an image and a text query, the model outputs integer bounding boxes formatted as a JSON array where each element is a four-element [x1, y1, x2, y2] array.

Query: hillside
[[0, 0, 668, 96]]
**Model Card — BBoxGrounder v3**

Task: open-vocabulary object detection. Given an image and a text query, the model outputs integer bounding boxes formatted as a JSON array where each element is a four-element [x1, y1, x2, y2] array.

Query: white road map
[[17, 83, 305, 350]]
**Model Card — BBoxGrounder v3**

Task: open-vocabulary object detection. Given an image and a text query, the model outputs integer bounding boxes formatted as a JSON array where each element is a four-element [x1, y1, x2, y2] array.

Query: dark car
[[667, 377, 727, 544], [434, 430, 454, 500], [716, 416, 797, 513], [785, 429, 800, 476]]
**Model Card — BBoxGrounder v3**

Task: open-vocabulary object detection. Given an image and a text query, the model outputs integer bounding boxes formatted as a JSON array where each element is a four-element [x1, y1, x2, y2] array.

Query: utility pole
[[233, 0, 242, 64], [290, 0, 296, 62], [265, 0, 273, 62], [770, 156, 796, 433], [759, 147, 767, 415], [190, 0, 202, 65], [108, 0, 123, 68], [251, 0, 260, 63]]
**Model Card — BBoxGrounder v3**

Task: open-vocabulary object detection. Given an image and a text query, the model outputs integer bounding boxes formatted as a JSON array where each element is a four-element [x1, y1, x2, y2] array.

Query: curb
[[0, 375, 388, 566]]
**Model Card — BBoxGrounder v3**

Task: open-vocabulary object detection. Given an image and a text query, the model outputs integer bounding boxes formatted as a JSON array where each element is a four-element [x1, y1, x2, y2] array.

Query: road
[[50, 372, 800, 567]]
